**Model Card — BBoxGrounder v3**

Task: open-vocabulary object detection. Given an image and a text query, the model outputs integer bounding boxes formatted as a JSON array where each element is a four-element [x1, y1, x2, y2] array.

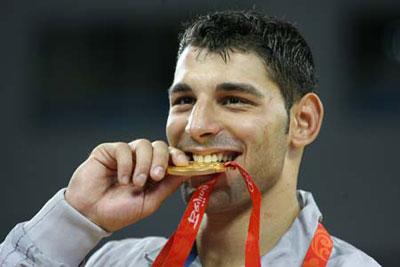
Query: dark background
[[1, 0, 399, 266]]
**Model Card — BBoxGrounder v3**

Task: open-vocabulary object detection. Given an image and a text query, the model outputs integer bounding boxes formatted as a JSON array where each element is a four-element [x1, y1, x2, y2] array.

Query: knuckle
[[90, 143, 108, 155], [152, 140, 167, 147], [135, 141, 153, 161], [136, 138, 151, 147], [115, 142, 128, 150], [153, 143, 168, 158]]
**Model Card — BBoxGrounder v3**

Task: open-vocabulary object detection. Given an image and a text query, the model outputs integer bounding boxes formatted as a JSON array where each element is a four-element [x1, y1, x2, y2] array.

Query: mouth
[[185, 150, 242, 164], [182, 149, 242, 188]]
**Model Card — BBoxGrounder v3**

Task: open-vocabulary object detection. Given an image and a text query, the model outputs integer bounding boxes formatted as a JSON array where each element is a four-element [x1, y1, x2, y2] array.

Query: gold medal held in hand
[[167, 161, 226, 176]]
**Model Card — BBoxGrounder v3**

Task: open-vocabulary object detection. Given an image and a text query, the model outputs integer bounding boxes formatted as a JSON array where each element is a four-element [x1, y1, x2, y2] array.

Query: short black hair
[[178, 10, 317, 111]]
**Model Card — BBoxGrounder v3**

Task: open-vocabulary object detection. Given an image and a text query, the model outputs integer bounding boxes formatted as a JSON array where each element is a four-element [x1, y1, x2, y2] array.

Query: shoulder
[[328, 236, 381, 267], [86, 236, 167, 266]]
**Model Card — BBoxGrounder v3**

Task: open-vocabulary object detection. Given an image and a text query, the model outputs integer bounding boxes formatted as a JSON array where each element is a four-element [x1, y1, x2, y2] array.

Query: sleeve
[[0, 189, 111, 267], [86, 236, 167, 266]]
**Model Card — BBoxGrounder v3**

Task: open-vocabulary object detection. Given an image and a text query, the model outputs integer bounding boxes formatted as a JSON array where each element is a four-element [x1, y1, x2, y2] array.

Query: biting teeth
[[192, 153, 235, 163]]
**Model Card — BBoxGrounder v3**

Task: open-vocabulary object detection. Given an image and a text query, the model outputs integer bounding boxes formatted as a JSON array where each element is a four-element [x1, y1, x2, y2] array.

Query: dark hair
[[178, 10, 317, 111]]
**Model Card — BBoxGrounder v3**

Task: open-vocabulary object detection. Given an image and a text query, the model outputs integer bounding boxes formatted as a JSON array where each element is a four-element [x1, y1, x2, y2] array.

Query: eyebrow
[[168, 82, 264, 98], [168, 83, 192, 95], [216, 82, 264, 98]]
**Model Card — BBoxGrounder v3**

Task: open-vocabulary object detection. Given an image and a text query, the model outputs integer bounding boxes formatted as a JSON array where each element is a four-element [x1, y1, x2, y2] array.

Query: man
[[0, 10, 380, 266]]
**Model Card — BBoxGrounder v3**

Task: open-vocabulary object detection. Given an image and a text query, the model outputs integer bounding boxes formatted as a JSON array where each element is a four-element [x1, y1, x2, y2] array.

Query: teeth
[[192, 153, 236, 163], [197, 155, 204, 163]]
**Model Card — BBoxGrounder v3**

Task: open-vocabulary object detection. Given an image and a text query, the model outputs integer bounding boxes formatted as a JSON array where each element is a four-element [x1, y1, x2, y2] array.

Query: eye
[[221, 96, 250, 106], [172, 96, 196, 106]]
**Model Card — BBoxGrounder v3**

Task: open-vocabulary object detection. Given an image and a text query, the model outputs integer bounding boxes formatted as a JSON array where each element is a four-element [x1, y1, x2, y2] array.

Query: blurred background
[[1, 0, 399, 266]]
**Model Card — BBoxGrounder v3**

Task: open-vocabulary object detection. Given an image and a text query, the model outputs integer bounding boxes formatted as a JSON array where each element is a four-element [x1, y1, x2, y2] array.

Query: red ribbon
[[152, 162, 333, 267], [152, 162, 262, 267]]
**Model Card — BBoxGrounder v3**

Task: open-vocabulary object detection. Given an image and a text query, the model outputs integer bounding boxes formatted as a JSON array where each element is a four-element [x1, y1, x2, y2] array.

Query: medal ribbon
[[152, 161, 262, 267], [152, 162, 333, 267]]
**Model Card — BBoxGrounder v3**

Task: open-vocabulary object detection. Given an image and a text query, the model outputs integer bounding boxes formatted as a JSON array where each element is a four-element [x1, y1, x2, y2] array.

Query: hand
[[65, 140, 188, 232]]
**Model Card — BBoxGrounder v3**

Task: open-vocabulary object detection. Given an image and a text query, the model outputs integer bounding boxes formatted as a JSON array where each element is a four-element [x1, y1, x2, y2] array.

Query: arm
[[0, 140, 188, 266], [0, 189, 109, 266]]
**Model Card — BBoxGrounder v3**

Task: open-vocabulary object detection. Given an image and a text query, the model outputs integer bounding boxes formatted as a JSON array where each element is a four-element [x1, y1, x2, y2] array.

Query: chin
[[180, 171, 252, 212], [206, 188, 253, 215]]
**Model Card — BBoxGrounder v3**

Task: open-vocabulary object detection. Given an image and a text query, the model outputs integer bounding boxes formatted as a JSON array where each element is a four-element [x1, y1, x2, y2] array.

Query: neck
[[196, 172, 300, 267]]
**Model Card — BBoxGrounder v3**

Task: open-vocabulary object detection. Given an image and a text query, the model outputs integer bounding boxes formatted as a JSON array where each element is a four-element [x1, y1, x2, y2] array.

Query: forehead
[[173, 46, 278, 93]]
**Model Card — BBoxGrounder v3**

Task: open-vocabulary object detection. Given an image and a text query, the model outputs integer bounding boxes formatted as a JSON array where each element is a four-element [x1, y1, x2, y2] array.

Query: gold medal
[[167, 161, 226, 176]]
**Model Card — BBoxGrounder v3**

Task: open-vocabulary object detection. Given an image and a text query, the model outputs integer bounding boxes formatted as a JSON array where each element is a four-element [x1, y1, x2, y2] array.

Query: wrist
[[65, 187, 104, 230]]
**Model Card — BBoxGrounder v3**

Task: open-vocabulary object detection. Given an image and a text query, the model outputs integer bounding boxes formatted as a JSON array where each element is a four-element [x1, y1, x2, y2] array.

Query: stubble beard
[[179, 172, 252, 214], [179, 153, 284, 215], [178, 127, 288, 214]]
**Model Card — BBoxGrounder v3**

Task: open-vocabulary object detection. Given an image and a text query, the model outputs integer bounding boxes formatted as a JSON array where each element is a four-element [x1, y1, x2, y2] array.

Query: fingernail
[[153, 166, 164, 178], [135, 174, 147, 187], [121, 175, 130, 185]]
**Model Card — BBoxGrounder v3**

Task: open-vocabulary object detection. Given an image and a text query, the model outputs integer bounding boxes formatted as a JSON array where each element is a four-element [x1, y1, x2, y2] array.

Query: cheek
[[234, 117, 270, 147], [166, 114, 187, 146]]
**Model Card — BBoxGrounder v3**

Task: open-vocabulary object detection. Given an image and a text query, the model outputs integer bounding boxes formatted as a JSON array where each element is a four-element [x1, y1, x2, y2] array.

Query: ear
[[289, 93, 324, 148]]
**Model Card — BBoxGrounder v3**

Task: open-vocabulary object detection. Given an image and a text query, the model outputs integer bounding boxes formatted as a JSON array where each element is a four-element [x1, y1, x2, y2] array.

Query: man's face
[[166, 46, 289, 213]]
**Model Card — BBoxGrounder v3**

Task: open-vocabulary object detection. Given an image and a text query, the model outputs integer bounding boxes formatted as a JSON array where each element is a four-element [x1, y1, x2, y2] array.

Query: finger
[[130, 139, 153, 187], [113, 143, 134, 185], [91, 143, 133, 185], [169, 146, 189, 166], [150, 141, 169, 181]]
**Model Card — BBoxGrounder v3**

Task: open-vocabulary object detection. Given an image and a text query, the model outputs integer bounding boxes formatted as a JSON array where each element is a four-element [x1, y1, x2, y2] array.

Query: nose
[[185, 100, 221, 143]]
